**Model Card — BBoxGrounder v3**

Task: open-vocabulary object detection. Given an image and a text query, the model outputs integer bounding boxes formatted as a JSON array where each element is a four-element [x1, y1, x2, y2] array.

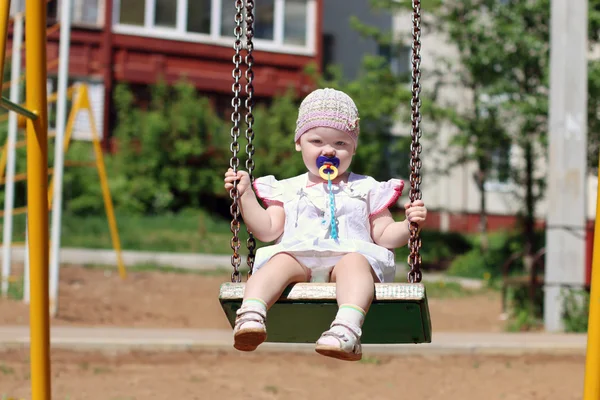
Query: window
[[284, 0, 307, 45], [488, 141, 511, 183], [483, 137, 513, 192], [114, 0, 316, 55], [48, 0, 105, 27], [221, 0, 276, 40], [119, 0, 145, 26], [187, 0, 211, 34]]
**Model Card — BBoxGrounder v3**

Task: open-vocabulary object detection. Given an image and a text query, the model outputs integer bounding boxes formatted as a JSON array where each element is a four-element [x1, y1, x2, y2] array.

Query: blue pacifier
[[316, 156, 340, 180]]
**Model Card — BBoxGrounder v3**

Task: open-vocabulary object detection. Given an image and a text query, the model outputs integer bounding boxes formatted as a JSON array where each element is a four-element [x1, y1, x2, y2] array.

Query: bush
[[395, 229, 473, 271], [446, 230, 545, 280], [562, 288, 590, 333]]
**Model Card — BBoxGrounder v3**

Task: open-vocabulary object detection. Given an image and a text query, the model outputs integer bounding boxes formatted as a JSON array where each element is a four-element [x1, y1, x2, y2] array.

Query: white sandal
[[233, 306, 267, 352], [315, 319, 362, 361]]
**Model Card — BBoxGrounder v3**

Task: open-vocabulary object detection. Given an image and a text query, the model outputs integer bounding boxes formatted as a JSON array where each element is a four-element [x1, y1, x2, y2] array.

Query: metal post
[[583, 163, 600, 399], [25, 0, 51, 398], [544, 0, 588, 332], [49, 0, 72, 317], [1, 9, 23, 297]]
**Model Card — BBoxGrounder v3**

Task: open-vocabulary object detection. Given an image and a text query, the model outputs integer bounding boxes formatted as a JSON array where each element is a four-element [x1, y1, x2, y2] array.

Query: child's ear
[[295, 142, 302, 151]]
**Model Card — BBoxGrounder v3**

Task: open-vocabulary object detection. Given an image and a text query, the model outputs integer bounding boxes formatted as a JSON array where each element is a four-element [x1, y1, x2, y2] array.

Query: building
[[29, 0, 323, 145]]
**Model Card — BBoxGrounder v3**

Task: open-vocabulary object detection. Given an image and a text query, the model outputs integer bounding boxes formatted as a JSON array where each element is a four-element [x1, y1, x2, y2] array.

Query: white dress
[[251, 172, 404, 283]]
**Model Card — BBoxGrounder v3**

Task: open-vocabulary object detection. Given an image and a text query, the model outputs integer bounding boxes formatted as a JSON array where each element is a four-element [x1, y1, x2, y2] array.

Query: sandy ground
[[0, 349, 585, 400], [0, 265, 504, 332], [0, 265, 586, 399]]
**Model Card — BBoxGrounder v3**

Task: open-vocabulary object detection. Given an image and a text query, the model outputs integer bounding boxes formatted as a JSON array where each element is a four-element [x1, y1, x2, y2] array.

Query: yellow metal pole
[[0, 143, 8, 178], [46, 87, 79, 205], [80, 85, 127, 280], [0, 0, 10, 82], [584, 158, 600, 400], [25, 1, 51, 400]]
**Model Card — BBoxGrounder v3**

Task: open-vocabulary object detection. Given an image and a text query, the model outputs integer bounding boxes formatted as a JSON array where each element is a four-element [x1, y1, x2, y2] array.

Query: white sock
[[241, 298, 267, 312], [335, 304, 365, 328]]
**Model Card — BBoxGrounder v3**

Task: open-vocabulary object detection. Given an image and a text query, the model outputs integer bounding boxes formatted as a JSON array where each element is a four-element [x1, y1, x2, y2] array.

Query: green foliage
[[434, 0, 600, 189], [395, 228, 473, 270], [109, 80, 228, 214], [562, 289, 590, 333], [250, 90, 307, 180], [106, 42, 425, 215], [447, 230, 545, 280], [504, 284, 544, 332], [1, 207, 250, 254]]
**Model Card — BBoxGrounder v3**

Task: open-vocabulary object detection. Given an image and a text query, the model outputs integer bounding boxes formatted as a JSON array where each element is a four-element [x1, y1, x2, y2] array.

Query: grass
[[6, 278, 24, 301], [79, 263, 247, 277], [1, 209, 262, 255]]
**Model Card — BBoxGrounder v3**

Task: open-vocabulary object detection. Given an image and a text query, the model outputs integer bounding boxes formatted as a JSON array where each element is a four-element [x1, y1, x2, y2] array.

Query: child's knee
[[339, 252, 370, 266]]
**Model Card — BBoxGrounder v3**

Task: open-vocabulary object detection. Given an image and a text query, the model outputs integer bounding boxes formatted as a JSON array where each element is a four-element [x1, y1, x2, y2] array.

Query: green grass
[[6, 277, 24, 301], [79, 263, 248, 277], [1, 209, 264, 254]]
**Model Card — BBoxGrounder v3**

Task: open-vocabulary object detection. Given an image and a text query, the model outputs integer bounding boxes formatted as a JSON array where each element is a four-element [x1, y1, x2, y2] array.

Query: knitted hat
[[294, 88, 360, 146]]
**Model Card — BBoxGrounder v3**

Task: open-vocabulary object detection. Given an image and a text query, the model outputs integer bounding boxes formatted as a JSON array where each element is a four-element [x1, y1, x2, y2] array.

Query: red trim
[[252, 180, 283, 208], [369, 182, 404, 218]]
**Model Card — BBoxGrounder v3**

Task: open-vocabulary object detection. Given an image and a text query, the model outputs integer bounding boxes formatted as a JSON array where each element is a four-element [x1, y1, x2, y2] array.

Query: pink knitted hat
[[294, 88, 360, 146]]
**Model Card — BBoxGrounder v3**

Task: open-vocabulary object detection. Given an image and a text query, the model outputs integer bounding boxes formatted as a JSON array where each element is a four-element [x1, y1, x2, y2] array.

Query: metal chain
[[244, 0, 257, 278], [407, 0, 423, 284], [229, 0, 245, 283]]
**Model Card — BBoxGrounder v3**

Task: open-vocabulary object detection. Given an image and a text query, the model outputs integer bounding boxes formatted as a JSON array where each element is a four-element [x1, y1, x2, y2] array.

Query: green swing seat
[[219, 281, 432, 344]]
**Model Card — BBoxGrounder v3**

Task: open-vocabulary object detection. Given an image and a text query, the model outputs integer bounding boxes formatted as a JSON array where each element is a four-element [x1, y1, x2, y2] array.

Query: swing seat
[[219, 282, 432, 344]]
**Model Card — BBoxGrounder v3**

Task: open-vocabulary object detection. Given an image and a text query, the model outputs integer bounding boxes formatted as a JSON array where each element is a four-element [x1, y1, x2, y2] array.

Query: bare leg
[[330, 252, 378, 311], [315, 253, 378, 361], [244, 252, 309, 307], [234, 253, 308, 352]]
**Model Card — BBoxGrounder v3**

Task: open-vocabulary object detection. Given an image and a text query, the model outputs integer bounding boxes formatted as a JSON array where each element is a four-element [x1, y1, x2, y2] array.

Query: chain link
[[407, 0, 423, 284], [229, 0, 245, 283], [244, 0, 257, 278]]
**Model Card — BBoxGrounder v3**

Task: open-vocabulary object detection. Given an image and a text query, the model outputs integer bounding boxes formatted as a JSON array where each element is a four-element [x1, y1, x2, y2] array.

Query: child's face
[[295, 127, 355, 180]]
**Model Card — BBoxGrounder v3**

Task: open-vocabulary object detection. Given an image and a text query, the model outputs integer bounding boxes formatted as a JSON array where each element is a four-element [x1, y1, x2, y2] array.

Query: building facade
[[37, 0, 322, 144]]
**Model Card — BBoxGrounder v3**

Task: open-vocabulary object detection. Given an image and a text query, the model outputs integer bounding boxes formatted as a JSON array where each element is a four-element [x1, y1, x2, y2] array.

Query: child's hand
[[404, 200, 427, 225], [224, 168, 252, 197]]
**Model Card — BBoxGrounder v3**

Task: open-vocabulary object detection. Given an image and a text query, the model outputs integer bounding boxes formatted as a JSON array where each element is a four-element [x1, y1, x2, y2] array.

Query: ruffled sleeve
[[252, 175, 285, 207], [368, 178, 404, 217]]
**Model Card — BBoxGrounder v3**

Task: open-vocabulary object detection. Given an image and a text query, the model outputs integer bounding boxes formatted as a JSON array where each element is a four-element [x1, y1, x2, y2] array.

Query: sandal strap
[[235, 306, 267, 328], [236, 306, 266, 318], [330, 319, 362, 338], [318, 319, 362, 354]]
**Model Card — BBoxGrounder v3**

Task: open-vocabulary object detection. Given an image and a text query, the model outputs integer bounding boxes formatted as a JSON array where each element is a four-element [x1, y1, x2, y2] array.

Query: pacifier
[[316, 155, 340, 180]]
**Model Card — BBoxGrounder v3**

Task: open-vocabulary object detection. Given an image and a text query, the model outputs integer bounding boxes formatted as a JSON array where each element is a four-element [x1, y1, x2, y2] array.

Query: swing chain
[[245, 0, 257, 277], [229, 0, 245, 283], [407, 0, 423, 284]]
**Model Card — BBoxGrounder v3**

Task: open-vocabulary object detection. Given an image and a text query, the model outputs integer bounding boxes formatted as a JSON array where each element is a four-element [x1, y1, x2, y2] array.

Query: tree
[[435, 0, 600, 267], [109, 80, 228, 214], [353, 0, 600, 263]]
